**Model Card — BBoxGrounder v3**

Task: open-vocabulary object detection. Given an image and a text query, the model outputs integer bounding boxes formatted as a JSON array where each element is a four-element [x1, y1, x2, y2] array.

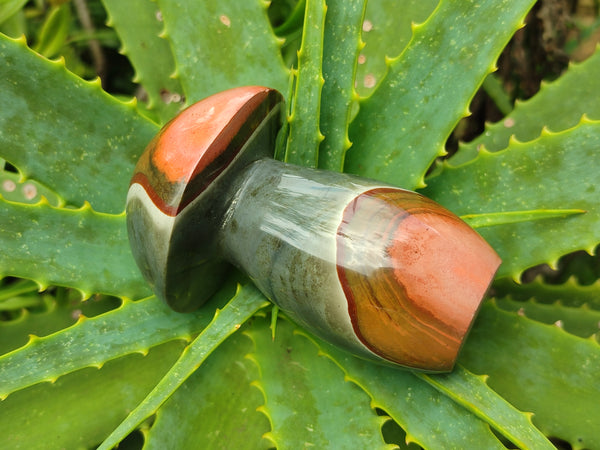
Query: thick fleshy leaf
[[460, 301, 600, 448], [0, 282, 235, 398], [98, 285, 268, 450], [144, 332, 271, 449], [0, 341, 185, 449], [0, 169, 61, 205], [0, 33, 158, 214], [101, 0, 185, 122], [417, 366, 553, 449], [0, 197, 149, 298], [317, 0, 365, 171], [345, 0, 536, 190], [284, 0, 325, 168], [1, 1, 598, 448], [308, 329, 552, 448], [305, 336, 507, 449], [32, 3, 71, 59], [247, 316, 389, 449], [462, 209, 586, 229], [354, 0, 438, 97], [0, 291, 120, 354], [0, 0, 28, 25], [452, 47, 600, 165], [495, 297, 600, 339], [423, 119, 600, 280], [155, 0, 289, 104], [493, 278, 600, 309]]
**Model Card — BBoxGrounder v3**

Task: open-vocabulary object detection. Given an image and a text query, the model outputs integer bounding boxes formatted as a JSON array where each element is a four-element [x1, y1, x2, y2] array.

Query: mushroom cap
[[336, 188, 501, 371], [126, 86, 284, 311]]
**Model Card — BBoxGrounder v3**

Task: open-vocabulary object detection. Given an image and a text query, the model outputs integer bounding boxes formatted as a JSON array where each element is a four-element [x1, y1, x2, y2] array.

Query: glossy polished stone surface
[[127, 86, 501, 371], [337, 188, 501, 371]]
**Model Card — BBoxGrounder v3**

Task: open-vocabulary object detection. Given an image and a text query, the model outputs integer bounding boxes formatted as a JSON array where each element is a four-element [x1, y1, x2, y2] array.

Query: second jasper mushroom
[[126, 86, 501, 372]]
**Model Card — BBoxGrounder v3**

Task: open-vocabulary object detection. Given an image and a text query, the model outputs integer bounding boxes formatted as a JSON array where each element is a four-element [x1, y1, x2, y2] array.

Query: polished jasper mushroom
[[126, 86, 501, 372]]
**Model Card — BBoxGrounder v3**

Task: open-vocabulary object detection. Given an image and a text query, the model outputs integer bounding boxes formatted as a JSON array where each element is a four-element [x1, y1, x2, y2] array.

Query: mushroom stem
[[215, 158, 501, 371]]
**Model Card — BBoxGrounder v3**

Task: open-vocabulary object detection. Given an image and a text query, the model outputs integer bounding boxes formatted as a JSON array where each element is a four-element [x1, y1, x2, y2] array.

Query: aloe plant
[[1, 0, 599, 448]]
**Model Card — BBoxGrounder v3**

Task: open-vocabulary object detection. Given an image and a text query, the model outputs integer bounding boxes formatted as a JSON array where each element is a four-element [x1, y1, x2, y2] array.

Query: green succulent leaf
[[0, 278, 39, 303], [356, 0, 439, 97], [32, 3, 71, 59], [0, 340, 186, 450], [460, 301, 600, 448], [0, 281, 236, 398], [273, 0, 305, 36], [317, 0, 365, 171], [423, 118, 600, 280], [354, 0, 438, 97], [1, 1, 599, 448], [0, 169, 61, 205], [493, 278, 600, 309], [0, 0, 27, 26], [144, 331, 271, 449], [462, 209, 586, 229], [452, 47, 600, 165], [0, 197, 148, 299], [247, 315, 389, 449], [155, 0, 290, 104], [98, 284, 268, 450], [305, 329, 552, 449], [482, 72, 513, 116], [417, 366, 553, 449], [494, 296, 600, 339], [284, 0, 326, 168], [0, 290, 121, 354], [307, 336, 507, 449], [101, 0, 185, 123], [0, 33, 158, 214], [345, 0, 537, 190]]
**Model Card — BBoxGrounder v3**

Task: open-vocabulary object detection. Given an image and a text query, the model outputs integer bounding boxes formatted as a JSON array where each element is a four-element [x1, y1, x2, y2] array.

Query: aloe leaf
[[418, 366, 553, 449], [317, 0, 365, 171], [314, 332, 552, 449], [422, 119, 600, 280], [305, 336, 506, 449], [0, 292, 120, 354], [0, 33, 158, 214], [0, 278, 38, 303], [460, 301, 600, 448], [495, 297, 600, 339], [0, 340, 185, 450], [0, 0, 27, 25], [0, 292, 53, 319], [0, 169, 61, 205], [101, 0, 185, 123], [493, 278, 600, 309], [284, 0, 325, 168], [273, 0, 305, 36], [452, 47, 600, 165], [247, 316, 389, 449], [482, 73, 513, 116], [0, 7, 24, 38], [98, 284, 268, 450], [155, 0, 289, 104], [344, 0, 536, 190], [0, 197, 149, 299], [0, 281, 237, 398], [144, 332, 270, 449], [462, 209, 586, 229], [32, 3, 71, 58], [355, 0, 438, 97]]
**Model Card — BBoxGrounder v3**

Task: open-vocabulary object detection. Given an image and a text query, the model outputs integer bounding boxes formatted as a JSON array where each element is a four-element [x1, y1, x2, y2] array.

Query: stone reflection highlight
[[126, 86, 501, 372]]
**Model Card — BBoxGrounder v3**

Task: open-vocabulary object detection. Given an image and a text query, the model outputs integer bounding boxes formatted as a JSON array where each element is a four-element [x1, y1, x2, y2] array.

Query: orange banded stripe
[[130, 87, 281, 216]]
